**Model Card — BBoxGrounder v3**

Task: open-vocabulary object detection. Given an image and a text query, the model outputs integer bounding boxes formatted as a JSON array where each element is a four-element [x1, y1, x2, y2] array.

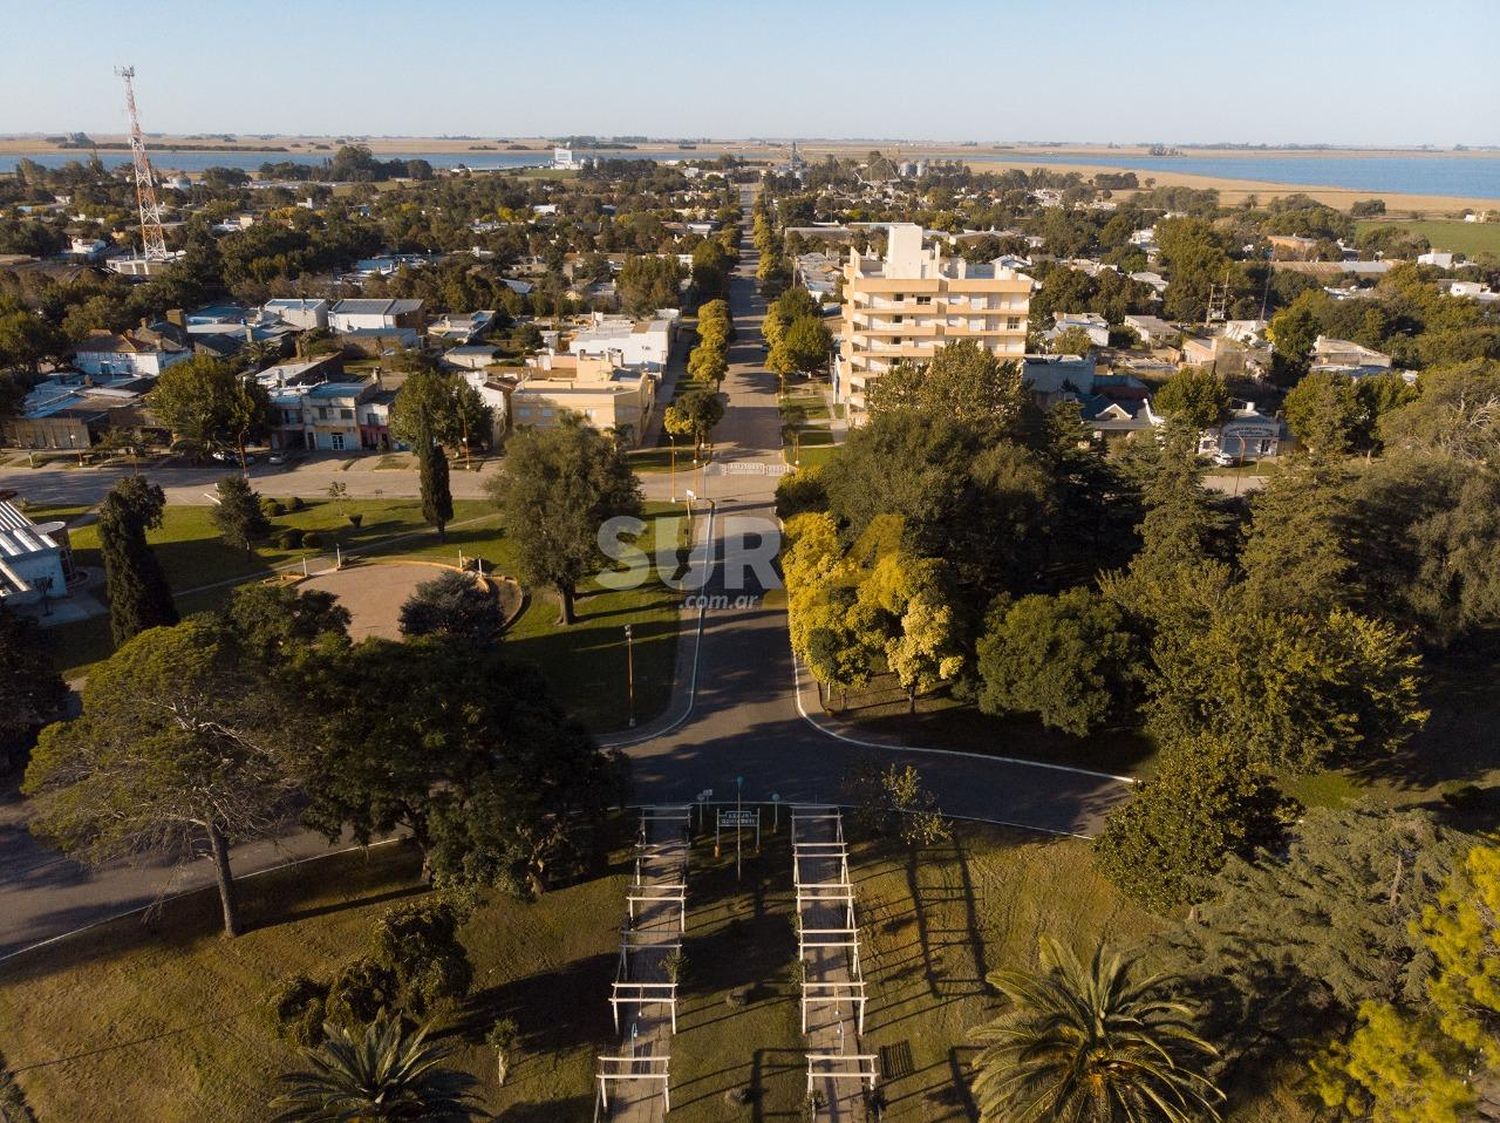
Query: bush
[[278, 528, 304, 550], [301, 531, 320, 549], [267, 974, 329, 1048], [371, 901, 474, 1019], [289, 496, 306, 512], [260, 497, 286, 518], [323, 957, 397, 1029], [348, 513, 364, 528]]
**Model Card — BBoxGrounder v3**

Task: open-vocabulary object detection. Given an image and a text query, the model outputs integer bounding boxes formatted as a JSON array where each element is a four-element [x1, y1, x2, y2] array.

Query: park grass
[[1355, 217, 1500, 257], [0, 820, 1153, 1122], [43, 499, 684, 734]]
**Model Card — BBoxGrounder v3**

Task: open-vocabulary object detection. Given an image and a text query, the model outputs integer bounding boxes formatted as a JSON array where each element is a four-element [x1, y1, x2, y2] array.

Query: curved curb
[[789, 643, 1138, 786], [598, 500, 716, 751]]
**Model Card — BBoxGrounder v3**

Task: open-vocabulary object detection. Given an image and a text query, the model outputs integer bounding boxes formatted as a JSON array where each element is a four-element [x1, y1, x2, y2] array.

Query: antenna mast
[[115, 66, 169, 262]]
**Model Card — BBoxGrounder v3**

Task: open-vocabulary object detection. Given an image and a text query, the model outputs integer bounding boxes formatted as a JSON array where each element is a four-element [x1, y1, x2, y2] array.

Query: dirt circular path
[[299, 562, 450, 642]]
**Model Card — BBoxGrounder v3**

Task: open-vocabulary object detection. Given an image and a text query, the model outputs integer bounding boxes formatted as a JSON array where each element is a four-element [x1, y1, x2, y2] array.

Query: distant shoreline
[[1, 135, 1494, 161]]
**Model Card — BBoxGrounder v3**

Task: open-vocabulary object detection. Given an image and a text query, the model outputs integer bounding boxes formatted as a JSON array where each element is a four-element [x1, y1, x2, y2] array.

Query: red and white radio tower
[[115, 66, 169, 263]]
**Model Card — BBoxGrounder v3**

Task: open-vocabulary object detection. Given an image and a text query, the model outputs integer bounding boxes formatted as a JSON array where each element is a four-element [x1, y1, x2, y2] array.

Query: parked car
[[267, 452, 287, 465], [1211, 451, 1236, 467]]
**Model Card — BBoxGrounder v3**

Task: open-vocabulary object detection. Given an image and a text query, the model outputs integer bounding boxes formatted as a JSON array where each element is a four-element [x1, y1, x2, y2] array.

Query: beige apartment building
[[835, 223, 1032, 415], [512, 354, 655, 445]]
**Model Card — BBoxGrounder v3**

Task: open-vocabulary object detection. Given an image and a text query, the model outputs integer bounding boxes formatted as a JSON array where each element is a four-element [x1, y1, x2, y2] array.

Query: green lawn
[[0, 820, 1155, 1122], [818, 672, 1159, 778], [41, 498, 684, 734], [1355, 217, 1500, 257]]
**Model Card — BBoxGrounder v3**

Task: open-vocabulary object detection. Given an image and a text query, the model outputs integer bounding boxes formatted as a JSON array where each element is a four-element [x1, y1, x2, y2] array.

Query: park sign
[[718, 809, 759, 827]]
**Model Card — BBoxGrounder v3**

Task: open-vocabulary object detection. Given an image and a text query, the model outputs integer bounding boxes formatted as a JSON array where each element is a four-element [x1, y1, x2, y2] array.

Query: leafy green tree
[[297, 642, 626, 892], [1378, 359, 1500, 462], [976, 588, 1143, 736], [1050, 325, 1096, 356], [672, 387, 724, 458], [970, 937, 1225, 1122], [1146, 604, 1427, 775], [762, 286, 819, 350], [23, 618, 296, 935], [1094, 735, 1292, 913], [398, 571, 502, 648], [219, 583, 351, 670], [0, 607, 67, 768], [1116, 424, 1228, 614], [1283, 370, 1364, 454], [1238, 456, 1356, 615], [1346, 455, 1500, 647], [853, 547, 965, 713], [210, 474, 271, 557], [489, 416, 641, 625], [865, 339, 1027, 435], [784, 512, 874, 710], [269, 1015, 478, 1123], [1160, 808, 1473, 1078], [767, 315, 832, 381], [390, 367, 471, 538], [687, 343, 727, 389], [1313, 846, 1500, 1123], [690, 238, 731, 300], [1153, 367, 1229, 430], [369, 901, 473, 1020], [97, 475, 178, 646], [148, 355, 271, 466], [617, 254, 682, 317]]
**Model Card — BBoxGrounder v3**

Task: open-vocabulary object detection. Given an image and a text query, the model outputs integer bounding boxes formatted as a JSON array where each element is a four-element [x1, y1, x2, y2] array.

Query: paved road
[[607, 196, 1130, 837], [0, 191, 1130, 963]]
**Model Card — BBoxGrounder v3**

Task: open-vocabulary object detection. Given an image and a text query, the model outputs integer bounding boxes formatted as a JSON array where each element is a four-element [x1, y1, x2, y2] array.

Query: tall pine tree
[[420, 441, 452, 542], [98, 476, 178, 647]]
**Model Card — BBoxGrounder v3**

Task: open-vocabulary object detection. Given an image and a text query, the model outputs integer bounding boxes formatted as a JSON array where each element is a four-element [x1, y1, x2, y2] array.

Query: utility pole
[[624, 624, 636, 728], [115, 67, 168, 264]]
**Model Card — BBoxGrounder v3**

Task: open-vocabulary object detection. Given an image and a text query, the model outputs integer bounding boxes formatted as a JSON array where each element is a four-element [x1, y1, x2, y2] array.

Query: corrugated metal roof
[[0, 500, 60, 561]]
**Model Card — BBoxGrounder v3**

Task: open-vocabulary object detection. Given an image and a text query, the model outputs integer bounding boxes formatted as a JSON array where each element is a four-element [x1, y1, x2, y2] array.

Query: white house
[[1417, 251, 1456, 269], [1123, 314, 1177, 345], [1049, 311, 1110, 350], [1195, 403, 1286, 461], [567, 313, 676, 372], [72, 328, 190, 379], [263, 298, 330, 331], [328, 298, 425, 333]]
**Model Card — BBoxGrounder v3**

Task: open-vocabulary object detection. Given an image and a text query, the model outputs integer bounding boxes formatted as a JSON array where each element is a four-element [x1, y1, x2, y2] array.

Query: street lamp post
[[735, 775, 744, 881], [624, 624, 636, 728], [669, 433, 677, 503]]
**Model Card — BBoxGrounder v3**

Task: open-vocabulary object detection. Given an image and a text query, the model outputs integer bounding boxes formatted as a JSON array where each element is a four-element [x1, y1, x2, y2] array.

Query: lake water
[[0, 147, 713, 174], [5, 147, 1499, 200], [970, 151, 1500, 200]]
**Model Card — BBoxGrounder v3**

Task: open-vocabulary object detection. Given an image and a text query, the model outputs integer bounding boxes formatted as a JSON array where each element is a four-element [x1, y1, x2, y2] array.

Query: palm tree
[[969, 938, 1224, 1123], [270, 1015, 478, 1121]]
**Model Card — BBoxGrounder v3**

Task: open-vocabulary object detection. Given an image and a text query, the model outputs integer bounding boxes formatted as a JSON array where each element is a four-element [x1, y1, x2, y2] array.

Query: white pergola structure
[[801, 979, 867, 1035], [594, 805, 692, 1115], [805, 1053, 879, 1096], [791, 806, 873, 1117], [596, 1054, 672, 1114], [610, 927, 683, 1035]]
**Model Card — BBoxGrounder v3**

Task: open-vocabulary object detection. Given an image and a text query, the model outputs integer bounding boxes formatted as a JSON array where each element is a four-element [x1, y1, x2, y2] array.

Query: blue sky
[[3, 0, 1497, 145]]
